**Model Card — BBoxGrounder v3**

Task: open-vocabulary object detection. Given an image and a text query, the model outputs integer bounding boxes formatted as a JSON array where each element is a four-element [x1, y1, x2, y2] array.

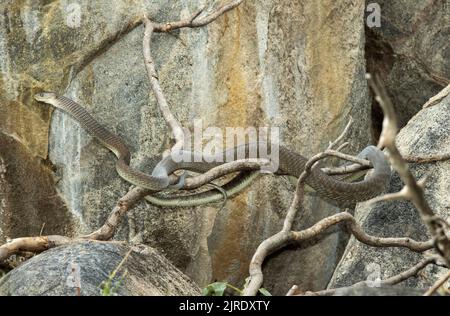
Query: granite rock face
[[2, 0, 377, 295], [329, 95, 450, 290], [0, 133, 77, 241], [0, 241, 201, 296], [0, 0, 178, 247], [366, 0, 450, 131]]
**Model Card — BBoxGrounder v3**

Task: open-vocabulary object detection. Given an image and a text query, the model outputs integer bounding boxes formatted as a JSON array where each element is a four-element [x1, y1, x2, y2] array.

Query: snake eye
[[34, 92, 56, 101]]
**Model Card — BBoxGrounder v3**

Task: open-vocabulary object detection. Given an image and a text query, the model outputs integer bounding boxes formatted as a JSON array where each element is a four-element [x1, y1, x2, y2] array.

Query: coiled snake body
[[34, 92, 391, 207]]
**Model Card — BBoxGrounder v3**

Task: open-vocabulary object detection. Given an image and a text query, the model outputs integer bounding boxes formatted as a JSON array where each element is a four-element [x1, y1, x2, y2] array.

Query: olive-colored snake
[[34, 92, 391, 207]]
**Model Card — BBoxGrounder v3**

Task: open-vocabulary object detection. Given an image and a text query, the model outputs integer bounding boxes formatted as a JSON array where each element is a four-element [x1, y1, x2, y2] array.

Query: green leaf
[[211, 282, 228, 296], [203, 282, 228, 296], [258, 288, 272, 296], [202, 287, 212, 296]]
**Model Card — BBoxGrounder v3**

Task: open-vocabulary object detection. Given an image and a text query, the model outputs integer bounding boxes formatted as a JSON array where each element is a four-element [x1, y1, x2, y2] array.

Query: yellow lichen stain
[[208, 4, 264, 284], [0, 100, 50, 158], [305, 0, 363, 130], [0, 0, 102, 159], [38, 0, 60, 39], [79, 64, 95, 106], [0, 70, 52, 158], [211, 189, 252, 283], [215, 9, 249, 129], [0, 0, 71, 158]]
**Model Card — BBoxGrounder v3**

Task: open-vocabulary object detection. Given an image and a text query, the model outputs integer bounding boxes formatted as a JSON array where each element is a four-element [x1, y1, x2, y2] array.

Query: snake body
[[34, 92, 391, 206]]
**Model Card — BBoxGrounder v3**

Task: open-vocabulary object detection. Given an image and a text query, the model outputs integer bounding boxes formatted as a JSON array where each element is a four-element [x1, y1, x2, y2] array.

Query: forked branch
[[152, 0, 244, 32]]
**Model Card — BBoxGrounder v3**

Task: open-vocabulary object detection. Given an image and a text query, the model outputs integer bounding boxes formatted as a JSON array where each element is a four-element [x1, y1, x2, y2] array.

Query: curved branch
[[152, 0, 244, 32], [292, 212, 433, 252], [142, 17, 185, 153], [182, 158, 271, 190], [82, 187, 150, 241], [0, 236, 72, 263], [303, 256, 439, 296], [424, 270, 450, 296]]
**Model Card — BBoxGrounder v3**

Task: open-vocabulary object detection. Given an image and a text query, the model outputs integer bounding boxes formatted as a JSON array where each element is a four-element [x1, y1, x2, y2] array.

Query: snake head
[[34, 92, 57, 103]]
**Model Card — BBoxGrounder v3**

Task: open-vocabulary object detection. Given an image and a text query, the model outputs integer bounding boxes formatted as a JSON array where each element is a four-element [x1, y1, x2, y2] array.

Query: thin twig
[[323, 152, 450, 176], [403, 154, 450, 164], [142, 16, 185, 155], [321, 162, 371, 176], [39, 223, 46, 236], [422, 84, 450, 109], [152, 0, 244, 32], [291, 212, 433, 252], [423, 270, 450, 296], [182, 158, 271, 190], [328, 118, 353, 150], [141, 1, 246, 155]]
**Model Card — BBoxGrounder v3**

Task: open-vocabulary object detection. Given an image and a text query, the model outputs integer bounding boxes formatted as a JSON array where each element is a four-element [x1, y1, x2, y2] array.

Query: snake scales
[[34, 92, 391, 207]]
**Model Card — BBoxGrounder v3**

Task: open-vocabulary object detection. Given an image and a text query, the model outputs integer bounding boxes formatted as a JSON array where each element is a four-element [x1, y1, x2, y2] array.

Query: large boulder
[[365, 0, 450, 130], [0, 241, 201, 296], [329, 94, 450, 290]]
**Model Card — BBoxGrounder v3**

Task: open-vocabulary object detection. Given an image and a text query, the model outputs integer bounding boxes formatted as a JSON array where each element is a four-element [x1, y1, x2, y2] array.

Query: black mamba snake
[[34, 92, 391, 207]]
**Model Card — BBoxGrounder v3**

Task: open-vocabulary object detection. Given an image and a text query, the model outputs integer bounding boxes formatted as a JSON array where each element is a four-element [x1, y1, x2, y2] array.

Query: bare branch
[[336, 142, 350, 152], [321, 162, 371, 176], [245, 183, 308, 296], [286, 285, 301, 296], [292, 212, 433, 252], [382, 257, 437, 285], [423, 270, 450, 296], [0, 236, 72, 263], [244, 122, 356, 296], [403, 153, 450, 164], [182, 158, 271, 190], [142, 17, 185, 154], [0, 185, 149, 263], [368, 186, 411, 204], [0, 186, 148, 262], [304, 256, 438, 296], [141, 1, 245, 156], [244, 209, 433, 296], [83, 187, 150, 241], [422, 84, 450, 108], [328, 118, 353, 150], [152, 0, 244, 32], [324, 150, 372, 167]]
